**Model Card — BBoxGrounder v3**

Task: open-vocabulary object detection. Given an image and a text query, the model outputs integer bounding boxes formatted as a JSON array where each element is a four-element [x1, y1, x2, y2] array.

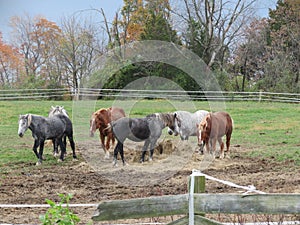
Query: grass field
[[0, 99, 299, 174]]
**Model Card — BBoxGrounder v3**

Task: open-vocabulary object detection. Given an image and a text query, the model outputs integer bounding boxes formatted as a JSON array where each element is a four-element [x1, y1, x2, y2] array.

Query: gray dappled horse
[[48, 106, 70, 157], [167, 110, 209, 154], [110, 113, 174, 166], [167, 110, 209, 140], [18, 113, 76, 165]]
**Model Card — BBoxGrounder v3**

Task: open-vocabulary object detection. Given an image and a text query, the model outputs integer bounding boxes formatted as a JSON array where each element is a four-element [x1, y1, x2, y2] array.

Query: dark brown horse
[[197, 112, 233, 159], [90, 107, 125, 159]]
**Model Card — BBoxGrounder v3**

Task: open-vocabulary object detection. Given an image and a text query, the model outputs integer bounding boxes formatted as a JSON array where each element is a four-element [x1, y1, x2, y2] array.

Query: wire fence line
[[0, 88, 299, 103]]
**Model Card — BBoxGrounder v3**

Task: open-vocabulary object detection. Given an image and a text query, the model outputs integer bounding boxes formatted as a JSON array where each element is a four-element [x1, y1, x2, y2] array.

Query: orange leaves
[[0, 33, 24, 86]]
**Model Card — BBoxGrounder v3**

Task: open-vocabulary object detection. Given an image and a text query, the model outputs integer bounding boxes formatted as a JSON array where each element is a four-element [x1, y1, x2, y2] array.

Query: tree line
[[0, 0, 299, 94]]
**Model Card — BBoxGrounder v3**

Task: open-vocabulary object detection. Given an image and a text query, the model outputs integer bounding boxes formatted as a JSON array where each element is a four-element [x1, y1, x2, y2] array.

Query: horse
[[48, 105, 70, 157], [89, 107, 126, 159], [48, 105, 69, 118], [167, 110, 209, 141], [18, 113, 76, 165], [110, 113, 174, 166], [197, 111, 233, 159]]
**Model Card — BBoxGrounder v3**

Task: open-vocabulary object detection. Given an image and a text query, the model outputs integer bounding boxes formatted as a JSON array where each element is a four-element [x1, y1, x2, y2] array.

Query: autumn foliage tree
[[10, 15, 62, 88], [0, 33, 24, 88]]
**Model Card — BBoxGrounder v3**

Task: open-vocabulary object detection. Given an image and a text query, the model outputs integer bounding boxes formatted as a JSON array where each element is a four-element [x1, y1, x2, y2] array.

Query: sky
[[0, 0, 277, 42], [0, 0, 123, 41]]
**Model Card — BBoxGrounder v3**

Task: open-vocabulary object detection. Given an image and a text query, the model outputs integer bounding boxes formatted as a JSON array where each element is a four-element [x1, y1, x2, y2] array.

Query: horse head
[[89, 109, 111, 137], [49, 105, 68, 118], [167, 112, 180, 136], [197, 114, 211, 146], [18, 114, 32, 137]]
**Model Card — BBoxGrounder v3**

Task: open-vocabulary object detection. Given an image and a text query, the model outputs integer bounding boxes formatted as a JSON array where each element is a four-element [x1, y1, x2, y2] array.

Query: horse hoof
[[112, 160, 118, 167], [123, 162, 128, 166], [72, 158, 78, 162], [36, 161, 42, 166], [57, 159, 63, 163]]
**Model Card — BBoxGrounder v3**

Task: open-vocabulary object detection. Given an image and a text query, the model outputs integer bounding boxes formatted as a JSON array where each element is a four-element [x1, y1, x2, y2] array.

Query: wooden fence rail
[[0, 88, 299, 103], [92, 193, 300, 222]]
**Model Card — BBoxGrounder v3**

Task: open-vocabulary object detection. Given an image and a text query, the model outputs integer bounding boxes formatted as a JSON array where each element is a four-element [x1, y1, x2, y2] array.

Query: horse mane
[[27, 114, 32, 127], [147, 113, 174, 127]]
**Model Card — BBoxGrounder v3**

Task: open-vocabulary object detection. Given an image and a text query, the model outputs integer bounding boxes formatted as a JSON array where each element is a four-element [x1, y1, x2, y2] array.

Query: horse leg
[[68, 135, 77, 160], [37, 139, 45, 165], [204, 139, 210, 155], [100, 133, 108, 159], [225, 133, 231, 158], [211, 138, 217, 159], [105, 133, 112, 159], [58, 138, 66, 162], [111, 135, 116, 150], [140, 140, 150, 163], [113, 141, 122, 167], [149, 141, 156, 161], [63, 135, 67, 155], [52, 139, 59, 158], [32, 139, 40, 160], [218, 137, 225, 159], [119, 142, 126, 166]]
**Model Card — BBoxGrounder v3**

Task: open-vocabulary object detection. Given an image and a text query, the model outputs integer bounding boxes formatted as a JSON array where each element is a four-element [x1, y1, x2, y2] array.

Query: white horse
[[167, 110, 209, 140]]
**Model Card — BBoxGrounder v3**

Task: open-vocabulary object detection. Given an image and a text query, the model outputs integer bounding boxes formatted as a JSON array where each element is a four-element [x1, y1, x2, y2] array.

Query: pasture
[[0, 100, 299, 224]]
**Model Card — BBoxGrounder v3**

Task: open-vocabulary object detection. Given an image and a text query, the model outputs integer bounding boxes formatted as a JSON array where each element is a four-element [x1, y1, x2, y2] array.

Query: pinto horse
[[110, 113, 174, 166], [197, 112, 233, 159], [89, 107, 125, 159]]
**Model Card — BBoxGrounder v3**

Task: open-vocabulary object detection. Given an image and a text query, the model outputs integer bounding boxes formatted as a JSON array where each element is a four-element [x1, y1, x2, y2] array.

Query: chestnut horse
[[90, 107, 125, 159], [197, 112, 233, 159]]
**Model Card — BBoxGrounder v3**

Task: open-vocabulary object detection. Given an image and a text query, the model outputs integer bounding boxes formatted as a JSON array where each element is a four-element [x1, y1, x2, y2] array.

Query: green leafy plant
[[40, 193, 80, 225]]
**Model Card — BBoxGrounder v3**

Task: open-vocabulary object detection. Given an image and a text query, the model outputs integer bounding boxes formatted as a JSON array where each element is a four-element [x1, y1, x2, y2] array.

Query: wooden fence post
[[188, 175, 206, 224], [188, 175, 205, 194]]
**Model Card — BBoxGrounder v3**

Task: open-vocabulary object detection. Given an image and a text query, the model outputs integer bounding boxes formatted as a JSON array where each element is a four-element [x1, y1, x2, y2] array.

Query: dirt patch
[[0, 139, 299, 224]]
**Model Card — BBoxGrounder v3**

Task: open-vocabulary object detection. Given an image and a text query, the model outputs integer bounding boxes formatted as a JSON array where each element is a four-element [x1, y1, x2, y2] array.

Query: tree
[[175, 0, 256, 69], [266, 0, 300, 92], [10, 15, 62, 88], [59, 16, 99, 95], [230, 18, 270, 91], [0, 33, 24, 88]]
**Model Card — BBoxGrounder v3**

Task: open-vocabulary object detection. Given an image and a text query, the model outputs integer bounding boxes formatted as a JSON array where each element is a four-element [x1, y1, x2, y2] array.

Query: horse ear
[[51, 106, 55, 110], [174, 112, 177, 118]]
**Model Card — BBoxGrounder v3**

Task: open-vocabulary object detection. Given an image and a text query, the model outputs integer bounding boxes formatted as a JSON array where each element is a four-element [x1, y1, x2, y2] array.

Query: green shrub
[[40, 193, 80, 225]]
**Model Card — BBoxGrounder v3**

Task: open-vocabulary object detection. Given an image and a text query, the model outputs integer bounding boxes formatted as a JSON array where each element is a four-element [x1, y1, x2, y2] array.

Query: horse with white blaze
[[18, 113, 77, 165]]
